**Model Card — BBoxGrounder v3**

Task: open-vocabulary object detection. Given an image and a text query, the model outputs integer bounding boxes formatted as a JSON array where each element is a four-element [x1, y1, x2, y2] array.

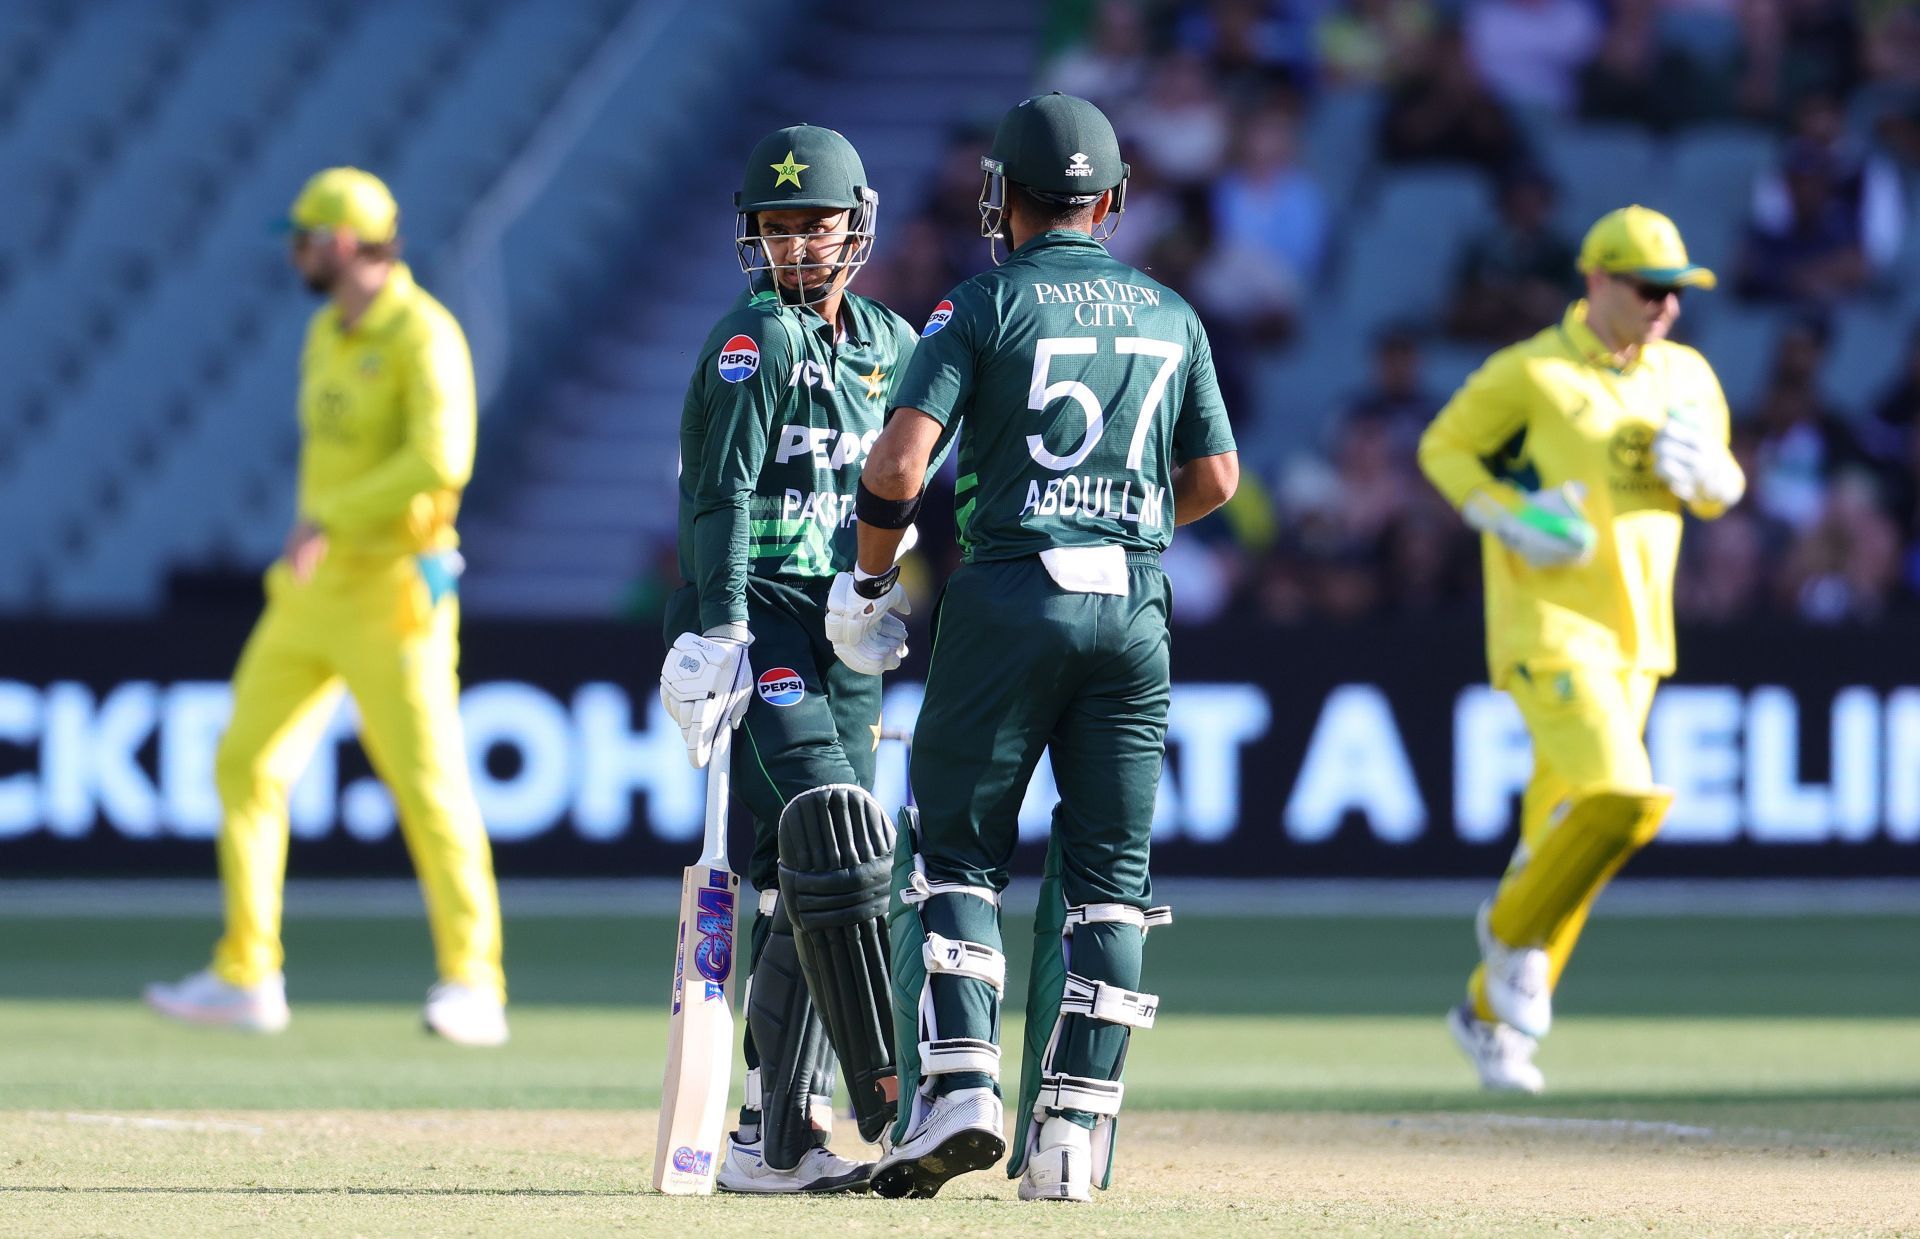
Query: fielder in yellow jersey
[[1418, 206, 1745, 1092], [145, 168, 507, 1046]]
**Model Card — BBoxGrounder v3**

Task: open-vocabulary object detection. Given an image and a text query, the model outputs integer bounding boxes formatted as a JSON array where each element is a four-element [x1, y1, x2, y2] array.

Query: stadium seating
[[1, 2, 1916, 616]]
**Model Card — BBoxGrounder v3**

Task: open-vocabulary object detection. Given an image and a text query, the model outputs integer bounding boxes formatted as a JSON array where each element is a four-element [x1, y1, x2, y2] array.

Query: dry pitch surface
[[6, 1106, 1918, 1236]]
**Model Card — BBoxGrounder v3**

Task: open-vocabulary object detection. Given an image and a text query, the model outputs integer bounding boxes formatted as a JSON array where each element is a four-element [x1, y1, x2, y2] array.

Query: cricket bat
[[652, 724, 741, 1195]]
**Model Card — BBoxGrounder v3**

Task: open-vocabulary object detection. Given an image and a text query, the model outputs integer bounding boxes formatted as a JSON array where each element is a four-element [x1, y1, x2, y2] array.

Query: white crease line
[[61, 1113, 265, 1136], [1389, 1114, 1718, 1139]]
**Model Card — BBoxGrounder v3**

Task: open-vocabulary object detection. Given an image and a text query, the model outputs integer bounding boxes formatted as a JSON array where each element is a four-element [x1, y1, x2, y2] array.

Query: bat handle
[[700, 724, 732, 871], [879, 727, 916, 812]]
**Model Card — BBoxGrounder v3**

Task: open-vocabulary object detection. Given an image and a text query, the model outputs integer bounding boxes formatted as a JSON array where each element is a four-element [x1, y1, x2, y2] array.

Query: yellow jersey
[[297, 262, 475, 559], [1418, 302, 1741, 684]]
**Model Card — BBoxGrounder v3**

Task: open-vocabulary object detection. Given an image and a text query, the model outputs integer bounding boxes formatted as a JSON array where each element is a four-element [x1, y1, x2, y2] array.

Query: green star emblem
[[770, 151, 808, 189]]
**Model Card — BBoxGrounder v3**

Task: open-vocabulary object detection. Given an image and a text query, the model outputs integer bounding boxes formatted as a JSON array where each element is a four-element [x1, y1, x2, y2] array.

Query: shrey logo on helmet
[[922, 300, 954, 337], [717, 335, 760, 384], [1066, 152, 1092, 177]]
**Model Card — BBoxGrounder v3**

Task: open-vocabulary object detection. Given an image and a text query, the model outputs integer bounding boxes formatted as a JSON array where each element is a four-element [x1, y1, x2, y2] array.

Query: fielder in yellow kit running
[[145, 168, 507, 1046], [1418, 206, 1745, 1092]]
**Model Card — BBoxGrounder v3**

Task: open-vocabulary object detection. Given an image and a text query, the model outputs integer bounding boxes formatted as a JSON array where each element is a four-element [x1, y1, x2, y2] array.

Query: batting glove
[[659, 628, 753, 768]]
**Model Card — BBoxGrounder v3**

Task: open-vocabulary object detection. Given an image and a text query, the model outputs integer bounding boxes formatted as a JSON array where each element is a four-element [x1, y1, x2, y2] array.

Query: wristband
[[856, 478, 923, 530], [853, 564, 901, 600]]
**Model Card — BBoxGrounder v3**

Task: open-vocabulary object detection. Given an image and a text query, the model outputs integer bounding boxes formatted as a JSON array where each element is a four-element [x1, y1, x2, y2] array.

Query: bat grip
[[699, 724, 732, 870]]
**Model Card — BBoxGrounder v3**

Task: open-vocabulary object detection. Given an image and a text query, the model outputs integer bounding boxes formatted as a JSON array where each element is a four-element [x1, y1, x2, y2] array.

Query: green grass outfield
[[3, 909, 1918, 1234]]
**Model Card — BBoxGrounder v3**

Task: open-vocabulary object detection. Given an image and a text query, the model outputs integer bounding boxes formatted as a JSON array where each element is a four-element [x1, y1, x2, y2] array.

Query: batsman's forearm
[[856, 524, 907, 576], [1172, 451, 1238, 526], [690, 503, 750, 631]]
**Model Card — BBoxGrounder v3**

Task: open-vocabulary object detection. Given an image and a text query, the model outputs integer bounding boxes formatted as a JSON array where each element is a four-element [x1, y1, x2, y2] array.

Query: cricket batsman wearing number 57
[[1418, 206, 1745, 1093], [145, 168, 506, 1046]]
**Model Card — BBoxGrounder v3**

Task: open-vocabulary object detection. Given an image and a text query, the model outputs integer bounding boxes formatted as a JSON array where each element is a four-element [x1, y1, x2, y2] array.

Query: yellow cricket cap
[[289, 167, 398, 244], [1577, 205, 1715, 290]]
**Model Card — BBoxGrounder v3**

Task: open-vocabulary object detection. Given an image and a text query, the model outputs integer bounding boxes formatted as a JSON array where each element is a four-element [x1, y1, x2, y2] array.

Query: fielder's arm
[[1420, 354, 1598, 567], [307, 316, 475, 533], [1416, 351, 1531, 514], [855, 407, 944, 575]]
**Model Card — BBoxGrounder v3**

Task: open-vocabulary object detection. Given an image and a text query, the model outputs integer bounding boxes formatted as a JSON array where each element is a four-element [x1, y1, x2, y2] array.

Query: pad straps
[[1035, 1073, 1124, 1116], [1059, 972, 1158, 1029], [924, 933, 1007, 996]]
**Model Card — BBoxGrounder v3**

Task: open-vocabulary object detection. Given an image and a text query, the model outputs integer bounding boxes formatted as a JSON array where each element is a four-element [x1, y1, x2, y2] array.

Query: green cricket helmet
[[979, 92, 1128, 262], [735, 124, 878, 305]]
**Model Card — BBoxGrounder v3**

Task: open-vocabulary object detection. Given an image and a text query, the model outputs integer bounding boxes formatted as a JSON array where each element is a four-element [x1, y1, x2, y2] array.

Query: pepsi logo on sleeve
[[717, 335, 760, 383], [921, 301, 953, 337]]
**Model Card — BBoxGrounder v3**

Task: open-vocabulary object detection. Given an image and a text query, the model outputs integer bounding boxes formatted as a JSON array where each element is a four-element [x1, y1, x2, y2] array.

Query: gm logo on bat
[[694, 878, 734, 1002], [672, 1147, 714, 1175]]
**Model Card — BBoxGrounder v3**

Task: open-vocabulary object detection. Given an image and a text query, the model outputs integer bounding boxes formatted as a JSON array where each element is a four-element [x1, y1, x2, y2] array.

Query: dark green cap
[[737, 124, 869, 214], [987, 92, 1124, 196]]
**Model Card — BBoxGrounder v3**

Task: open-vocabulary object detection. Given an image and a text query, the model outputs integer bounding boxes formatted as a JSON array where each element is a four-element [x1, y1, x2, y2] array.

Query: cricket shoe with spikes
[[143, 968, 290, 1033], [1476, 900, 1552, 1037], [1447, 1003, 1545, 1094], [713, 1133, 871, 1194], [870, 1086, 1006, 1199], [1017, 1115, 1092, 1202]]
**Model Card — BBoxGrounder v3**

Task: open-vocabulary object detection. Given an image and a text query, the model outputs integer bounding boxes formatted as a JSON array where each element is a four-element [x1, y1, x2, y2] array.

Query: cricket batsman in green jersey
[[826, 93, 1241, 1202], [661, 125, 920, 1193]]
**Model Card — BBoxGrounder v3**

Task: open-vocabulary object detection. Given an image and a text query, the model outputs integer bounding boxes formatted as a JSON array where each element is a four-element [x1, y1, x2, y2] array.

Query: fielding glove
[[1652, 413, 1744, 507], [1463, 482, 1597, 569]]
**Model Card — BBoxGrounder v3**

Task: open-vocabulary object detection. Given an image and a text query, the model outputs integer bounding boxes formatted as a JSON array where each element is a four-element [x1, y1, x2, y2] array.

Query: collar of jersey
[[333, 262, 415, 336], [1012, 229, 1105, 257], [1557, 299, 1642, 376], [748, 278, 871, 346]]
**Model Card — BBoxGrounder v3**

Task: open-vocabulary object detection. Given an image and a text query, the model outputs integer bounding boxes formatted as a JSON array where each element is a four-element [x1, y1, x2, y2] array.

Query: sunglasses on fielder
[[1613, 274, 1684, 303]]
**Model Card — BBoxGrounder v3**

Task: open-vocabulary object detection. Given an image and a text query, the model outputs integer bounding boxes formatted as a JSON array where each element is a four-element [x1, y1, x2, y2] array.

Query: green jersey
[[677, 286, 919, 630], [892, 229, 1235, 562]]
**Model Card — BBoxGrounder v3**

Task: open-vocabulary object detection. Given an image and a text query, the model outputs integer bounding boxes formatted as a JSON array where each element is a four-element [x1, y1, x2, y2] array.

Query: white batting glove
[[659, 628, 753, 768], [1653, 416, 1744, 507], [825, 569, 910, 649], [1463, 482, 1597, 569], [835, 612, 910, 676]]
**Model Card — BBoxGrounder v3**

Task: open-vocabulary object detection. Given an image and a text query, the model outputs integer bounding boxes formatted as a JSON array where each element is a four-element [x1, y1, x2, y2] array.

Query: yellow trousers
[[1470, 662, 1658, 1023], [211, 554, 504, 1001]]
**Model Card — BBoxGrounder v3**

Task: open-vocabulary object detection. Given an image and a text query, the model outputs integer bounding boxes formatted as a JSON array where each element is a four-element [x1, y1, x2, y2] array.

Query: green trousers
[[910, 554, 1170, 906]]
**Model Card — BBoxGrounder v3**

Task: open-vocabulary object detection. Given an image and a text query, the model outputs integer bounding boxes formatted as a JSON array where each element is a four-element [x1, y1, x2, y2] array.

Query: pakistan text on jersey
[[1031, 279, 1165, 328], [782, 488, 858, 529], [1020, 476, 1167, 528]]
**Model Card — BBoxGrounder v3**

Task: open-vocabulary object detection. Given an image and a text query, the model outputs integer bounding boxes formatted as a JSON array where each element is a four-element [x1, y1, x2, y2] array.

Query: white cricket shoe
[[1476, 900, 1552, 1037], [713, 1132, 871, 1194], [143, 969, 290, 1033], [1447, 1003, 1545, 1094], [423, 982, 508, 1047], [1017, 1115, 1092, 1202], [870, 1086, 1006, 1199]]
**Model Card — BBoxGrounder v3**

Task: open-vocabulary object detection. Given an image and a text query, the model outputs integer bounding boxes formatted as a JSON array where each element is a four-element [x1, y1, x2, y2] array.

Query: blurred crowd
[[852, 0, 1920, 630]]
